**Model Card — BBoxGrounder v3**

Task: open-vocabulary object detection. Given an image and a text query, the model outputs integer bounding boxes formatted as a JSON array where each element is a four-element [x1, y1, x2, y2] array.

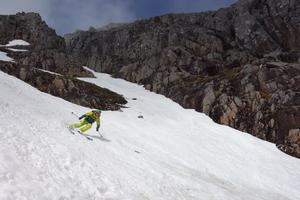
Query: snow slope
[[0, 51, 14, 62], [0, 70, 299, 200]]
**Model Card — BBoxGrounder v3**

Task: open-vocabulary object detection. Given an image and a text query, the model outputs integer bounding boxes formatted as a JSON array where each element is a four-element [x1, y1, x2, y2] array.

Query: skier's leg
[[80, 123, 92, 132], [69, 120, 86, 129]]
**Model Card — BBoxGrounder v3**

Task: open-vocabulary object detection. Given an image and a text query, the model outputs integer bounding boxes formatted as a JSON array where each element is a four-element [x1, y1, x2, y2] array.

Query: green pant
[[69, 120, 92, 132]]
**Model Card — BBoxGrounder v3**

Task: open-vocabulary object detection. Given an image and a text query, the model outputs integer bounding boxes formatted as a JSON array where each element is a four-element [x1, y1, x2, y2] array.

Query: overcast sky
[[0, 0, 237, 35]]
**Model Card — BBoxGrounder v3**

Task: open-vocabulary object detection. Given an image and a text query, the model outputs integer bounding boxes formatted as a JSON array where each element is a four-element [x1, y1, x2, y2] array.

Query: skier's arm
[[79, 114, 86, 120], [96, 118, 100, 131], [79, 111, 92, 120]]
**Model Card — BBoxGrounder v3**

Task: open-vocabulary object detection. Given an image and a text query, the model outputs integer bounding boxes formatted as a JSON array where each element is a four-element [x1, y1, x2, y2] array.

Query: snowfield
[[0, 69, 299, 200], [0, 39, 30, 47], [0, 51, 14, 62], [0, 39, 30, 62]]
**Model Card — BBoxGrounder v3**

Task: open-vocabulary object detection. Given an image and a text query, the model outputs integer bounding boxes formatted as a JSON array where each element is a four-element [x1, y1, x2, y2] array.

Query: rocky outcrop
[[0, 12, 127, 110], [0, 12, 92, 77], [65, 0, 300, 157], [0, 61, 126, 110]]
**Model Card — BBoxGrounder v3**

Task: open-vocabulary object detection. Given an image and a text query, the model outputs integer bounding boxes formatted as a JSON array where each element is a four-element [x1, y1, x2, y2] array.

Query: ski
[[76, 130, 93, 141], [68, 127, 93, 141], [97, 131, 103, 138], [67, 126, 75, 134]]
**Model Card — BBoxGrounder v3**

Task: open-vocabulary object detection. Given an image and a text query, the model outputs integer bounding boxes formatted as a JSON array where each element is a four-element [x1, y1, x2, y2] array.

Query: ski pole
[[98, 131, 103, 138], [71, 112, 80, 118]]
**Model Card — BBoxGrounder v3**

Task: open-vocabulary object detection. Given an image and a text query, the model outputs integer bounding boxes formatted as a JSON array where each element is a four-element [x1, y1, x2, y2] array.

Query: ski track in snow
[[0, 70, 299, 200]]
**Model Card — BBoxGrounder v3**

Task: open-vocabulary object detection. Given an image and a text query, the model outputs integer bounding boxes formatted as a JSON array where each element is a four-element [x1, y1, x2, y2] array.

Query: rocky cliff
[[65, 0, 300, 157], [0, 12, 127, 110]]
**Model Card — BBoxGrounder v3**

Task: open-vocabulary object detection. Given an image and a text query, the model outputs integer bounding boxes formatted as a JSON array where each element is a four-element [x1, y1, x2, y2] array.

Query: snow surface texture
[[0, 69, 299, 200]]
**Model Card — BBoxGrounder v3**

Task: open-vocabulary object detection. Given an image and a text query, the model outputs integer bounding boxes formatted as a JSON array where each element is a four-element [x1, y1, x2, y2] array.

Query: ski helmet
[[93, 109, 102, 113]]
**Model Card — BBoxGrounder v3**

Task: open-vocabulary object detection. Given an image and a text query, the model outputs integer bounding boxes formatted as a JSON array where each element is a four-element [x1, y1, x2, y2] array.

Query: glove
[[96, 124, 100, 132]]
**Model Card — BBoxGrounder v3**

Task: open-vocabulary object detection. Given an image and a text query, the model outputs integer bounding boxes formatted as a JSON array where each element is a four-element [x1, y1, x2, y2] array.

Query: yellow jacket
[[80, 111, 101, 130]]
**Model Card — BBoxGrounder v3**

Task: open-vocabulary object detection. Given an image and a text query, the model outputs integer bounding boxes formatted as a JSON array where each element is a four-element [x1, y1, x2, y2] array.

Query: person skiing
[[69, 109, 101, 133]]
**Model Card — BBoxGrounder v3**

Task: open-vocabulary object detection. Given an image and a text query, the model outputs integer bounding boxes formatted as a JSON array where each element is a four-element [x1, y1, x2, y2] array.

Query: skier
[[69, 109, 101, 133]]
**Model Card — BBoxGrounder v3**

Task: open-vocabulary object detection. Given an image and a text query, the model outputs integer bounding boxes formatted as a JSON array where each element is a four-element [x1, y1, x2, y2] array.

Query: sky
[[0, 0, 237, 35]]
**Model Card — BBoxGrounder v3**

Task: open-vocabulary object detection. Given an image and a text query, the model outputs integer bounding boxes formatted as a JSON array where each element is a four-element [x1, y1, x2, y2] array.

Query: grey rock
[[0, 13, 126, 111]]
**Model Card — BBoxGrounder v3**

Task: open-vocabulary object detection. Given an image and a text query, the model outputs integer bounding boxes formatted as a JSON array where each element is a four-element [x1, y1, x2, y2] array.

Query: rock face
[[0, 12, 127, 110], [0, 61, 127, 110], [0, 12, 91, 77], [65, 0, 300, 157]]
